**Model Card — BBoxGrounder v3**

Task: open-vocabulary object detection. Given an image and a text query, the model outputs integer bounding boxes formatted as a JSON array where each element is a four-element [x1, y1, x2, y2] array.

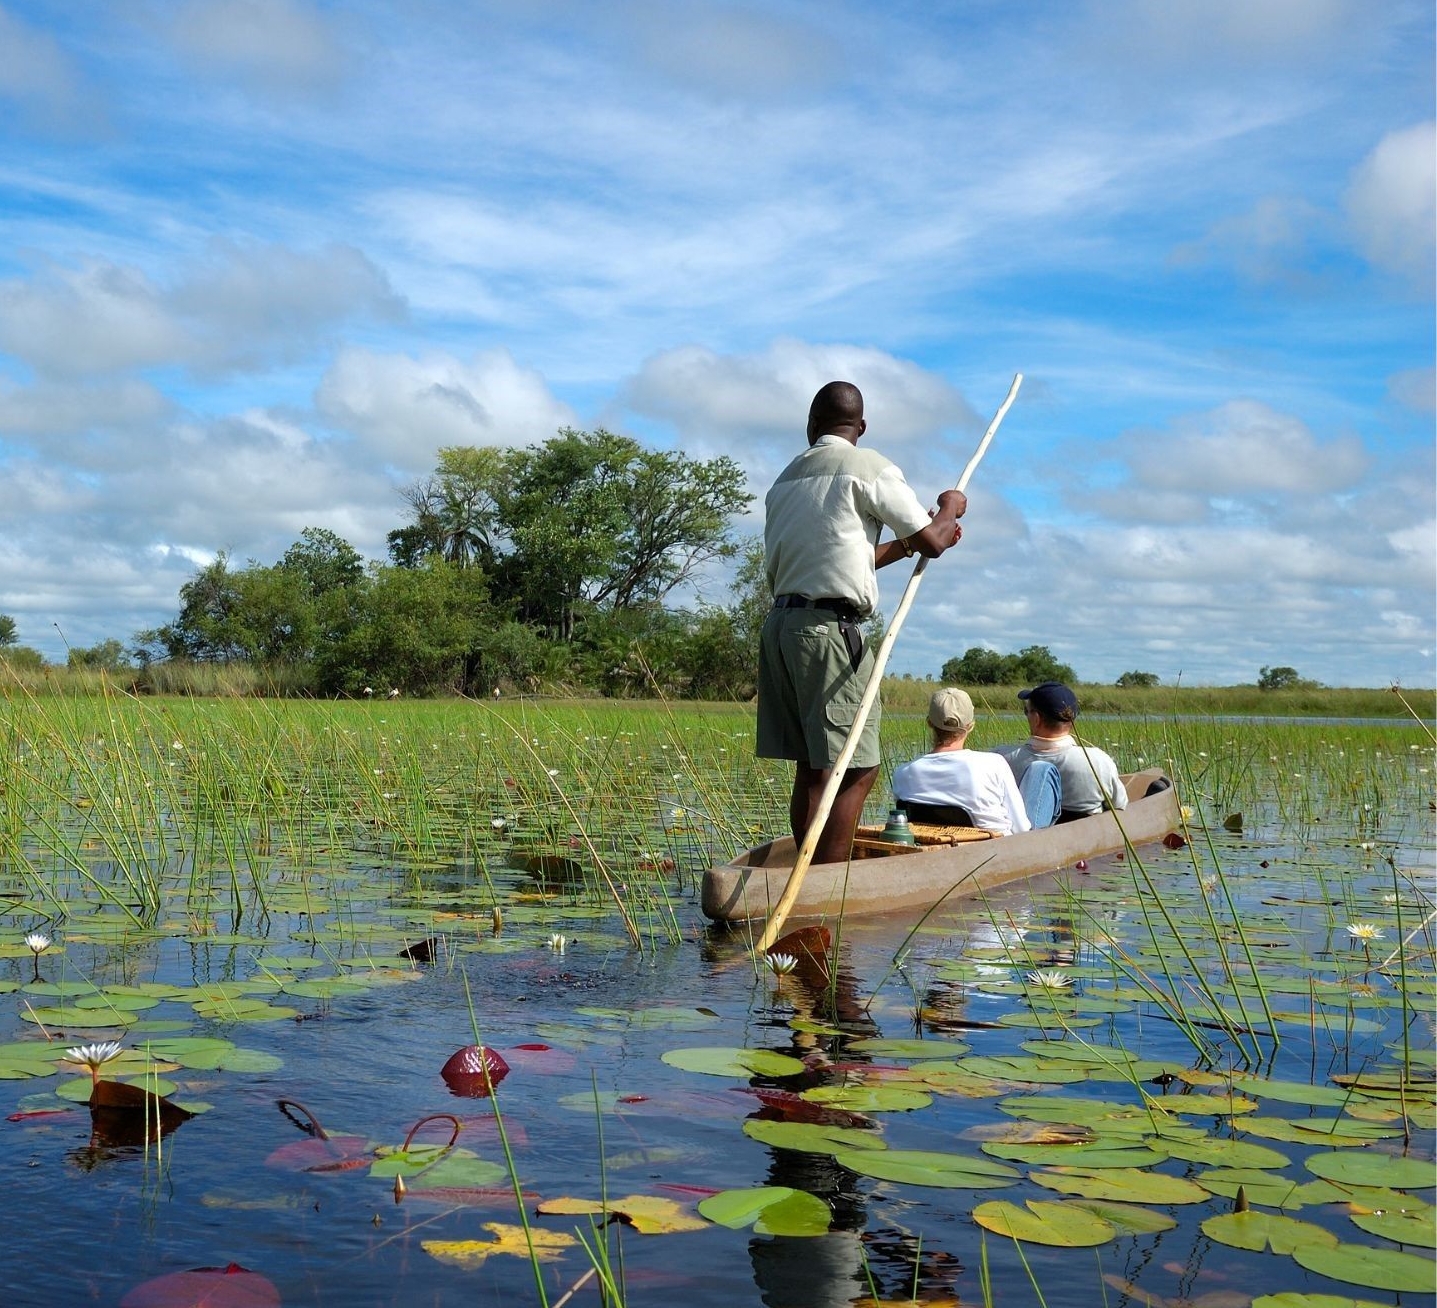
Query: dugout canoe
[[701, 768, 1181, 924]]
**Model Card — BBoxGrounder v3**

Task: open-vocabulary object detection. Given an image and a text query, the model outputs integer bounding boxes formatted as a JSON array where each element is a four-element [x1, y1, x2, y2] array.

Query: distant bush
[[1116, 670, 1160, 688], [940, 645, 1076, 687]]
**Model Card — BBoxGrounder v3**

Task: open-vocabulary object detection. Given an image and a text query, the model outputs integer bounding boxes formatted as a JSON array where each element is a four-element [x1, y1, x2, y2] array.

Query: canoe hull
[[701, 769, 1181, 923]]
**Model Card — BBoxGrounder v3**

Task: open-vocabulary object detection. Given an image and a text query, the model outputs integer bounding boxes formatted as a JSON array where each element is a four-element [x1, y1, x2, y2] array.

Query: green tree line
[[122, 428, 763, 698]]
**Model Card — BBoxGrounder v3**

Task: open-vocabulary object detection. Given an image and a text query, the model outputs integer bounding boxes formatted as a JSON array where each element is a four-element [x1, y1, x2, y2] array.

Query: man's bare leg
[[790, 763, 880, 863]]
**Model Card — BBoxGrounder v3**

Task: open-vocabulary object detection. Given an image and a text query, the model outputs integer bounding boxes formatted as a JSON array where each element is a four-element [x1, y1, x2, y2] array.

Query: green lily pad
[[1231, 1077, 1360, 1107], [660, 1047, 806, 1078], [980, 1142, 1169, 1168], [1065, 1200, 1178, 1234], [406, 1149, 510, 1191], [971, 1199, 1116, 1247], [741, 1120, 888, 1156], [1252, 1295, 1398, 1308], [846, 1037, 970, 1059], [956, 1055, 1088, 1084], [1193, 1169, 1346, 1210], [21, 1006, 134, 1029], [1350, 1208, 1437, 1248], [190, 998, 299, 1022], [1238, 1116, 1399, 1147], [1159, 1137, 1290, 1169], [1293, 1241, 1437, 1293], [800, 1085, 932, 1112], [279, 978, 371, 998], [698, 1187, 831, 1235], [1018, 1040, 1140, 1066], [833, 1148, 1020, 1189], [1305, 1151, 1435, 1189], [1030, 1167, 1210, 1204], [1201, 1211, 1339, 1253]]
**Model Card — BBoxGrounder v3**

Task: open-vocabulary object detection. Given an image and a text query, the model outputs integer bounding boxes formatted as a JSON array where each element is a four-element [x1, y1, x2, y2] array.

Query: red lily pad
[[501, 1043, 576, 1075], [441, 1045, 511, 1097], [264, 1134, 371, 1172], [119, 1262, 280, 1307]]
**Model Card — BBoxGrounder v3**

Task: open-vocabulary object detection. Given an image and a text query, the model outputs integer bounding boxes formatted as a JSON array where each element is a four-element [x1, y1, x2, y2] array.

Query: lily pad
[[1201, 1211, 1339, 1253], [1159, 1137, 1290, 1169], [1293, 1241, 1437, 1293], [980, 1142, 1169, 1169], [1305, 1151, 1435, 1189], [423, 1223, 576, 1267], [833, 1148, 1020, 1190], [697, 1186, 831, 1235], [741, 1120, 888, 1156], [846, 1037, 970, 1059], [660, 1047, 806, 1078], [971, 1199, 1117, 1247], [538, 1193, 707, 1234], [1349, 1206, 1437, 1247], [1029, 1166, 1210, 1205], [800, 1085, 932, 1112], [1065, 1200, 1178, 1234], [1193, 1169, 1346, 1210]]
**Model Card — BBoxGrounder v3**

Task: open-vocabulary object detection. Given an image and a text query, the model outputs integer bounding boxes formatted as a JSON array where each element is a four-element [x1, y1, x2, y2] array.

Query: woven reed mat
[[856, 823, 997, 846]]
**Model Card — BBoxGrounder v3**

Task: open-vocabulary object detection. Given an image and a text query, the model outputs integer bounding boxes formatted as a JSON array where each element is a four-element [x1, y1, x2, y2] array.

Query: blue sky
[[0, 0, 1432, 687]]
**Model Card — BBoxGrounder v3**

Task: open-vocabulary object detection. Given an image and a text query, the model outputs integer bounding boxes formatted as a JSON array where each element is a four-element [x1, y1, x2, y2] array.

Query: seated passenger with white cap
[[891, 687, 1031, 835]]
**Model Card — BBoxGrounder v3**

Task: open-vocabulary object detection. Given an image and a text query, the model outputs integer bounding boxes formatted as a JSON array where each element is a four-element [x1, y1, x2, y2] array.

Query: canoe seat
[[856, 822, 997, 848]]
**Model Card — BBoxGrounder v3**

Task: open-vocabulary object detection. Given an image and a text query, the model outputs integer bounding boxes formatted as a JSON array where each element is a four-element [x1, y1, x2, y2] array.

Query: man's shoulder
[[775, 438, 900, 484]]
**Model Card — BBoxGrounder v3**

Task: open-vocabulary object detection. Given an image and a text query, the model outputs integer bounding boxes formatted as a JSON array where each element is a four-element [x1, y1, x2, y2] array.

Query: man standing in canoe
[[757, 380, 967, 863]]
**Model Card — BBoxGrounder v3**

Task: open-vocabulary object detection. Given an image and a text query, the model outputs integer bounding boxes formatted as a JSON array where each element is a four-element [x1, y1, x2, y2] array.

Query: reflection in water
[[744, 936, 966, 1307]]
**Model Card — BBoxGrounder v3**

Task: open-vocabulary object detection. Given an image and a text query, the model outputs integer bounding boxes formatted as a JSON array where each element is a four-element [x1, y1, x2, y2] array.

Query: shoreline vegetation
[[0, 660, 1431, 721]]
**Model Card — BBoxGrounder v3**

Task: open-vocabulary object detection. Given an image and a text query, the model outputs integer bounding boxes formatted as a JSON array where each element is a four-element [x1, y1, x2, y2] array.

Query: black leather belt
[[772, 594, 861, 621]]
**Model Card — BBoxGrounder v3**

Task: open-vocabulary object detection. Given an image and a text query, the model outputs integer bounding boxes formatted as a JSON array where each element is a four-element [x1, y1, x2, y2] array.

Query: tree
[[1116, 670, 1160, 688], [1258, 665, 1301, 691], [313, 560, 489, 695], [390, 447, 506, 570], [0, 614, 15, 647], [280, 527, 364, 598], [391, 431, 752, 641], [68, 639, 132, 673], [941, 647, 1008, 685], [939, 645, 1075, 686]]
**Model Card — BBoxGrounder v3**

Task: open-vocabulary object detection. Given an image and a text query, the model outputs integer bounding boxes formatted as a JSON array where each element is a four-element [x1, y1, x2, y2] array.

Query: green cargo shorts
[[755, 607, 881, 769]]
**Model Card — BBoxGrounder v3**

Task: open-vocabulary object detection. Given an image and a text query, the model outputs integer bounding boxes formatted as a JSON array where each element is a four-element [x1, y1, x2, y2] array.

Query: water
[[1, 819, 1433, 1305]]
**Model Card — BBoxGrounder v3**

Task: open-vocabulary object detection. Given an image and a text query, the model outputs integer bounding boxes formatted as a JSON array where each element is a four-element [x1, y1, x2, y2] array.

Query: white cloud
[[1345, 121, 1437, 291], [0, 377, 172, 440], [1388, 366, 1436, 414], [0, 4, 104, 133], [1081, 0, 1363, 68], [168, 0, 348, 96], [1168, 196, 1328, 283], [315, 346, 577, 466], [1114, 400, 1367, 498], [0, 242, 400, 378], [627, 2, 841, 100], [622, 340, 982, 493]]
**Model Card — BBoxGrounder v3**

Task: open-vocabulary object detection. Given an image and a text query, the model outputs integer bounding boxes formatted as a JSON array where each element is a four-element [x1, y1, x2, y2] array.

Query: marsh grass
[[0, 686, 1432, 1306]]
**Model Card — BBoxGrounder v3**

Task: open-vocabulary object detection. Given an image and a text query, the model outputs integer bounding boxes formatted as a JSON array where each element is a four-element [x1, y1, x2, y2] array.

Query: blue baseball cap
[[1019, 682, 1079, 719]]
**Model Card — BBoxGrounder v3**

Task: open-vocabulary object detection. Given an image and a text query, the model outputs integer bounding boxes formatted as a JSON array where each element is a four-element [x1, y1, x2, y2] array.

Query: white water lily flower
[[65, 1041, 124, 1074], [765, 952, 798, 977], [24, 933, 50, 954], [547, 933, 567, 954], [490, 817, 506, 831], [1025, 970, 1072, 989], [1346, 922, 1385, 942]]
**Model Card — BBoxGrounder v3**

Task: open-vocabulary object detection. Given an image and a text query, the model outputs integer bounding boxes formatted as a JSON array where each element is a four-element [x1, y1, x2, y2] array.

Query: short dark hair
[[808, 381, 863, 433]]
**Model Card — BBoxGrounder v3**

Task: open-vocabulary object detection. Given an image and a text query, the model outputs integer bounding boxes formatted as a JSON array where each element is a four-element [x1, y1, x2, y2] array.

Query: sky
[[0, 0, 1432, 688]]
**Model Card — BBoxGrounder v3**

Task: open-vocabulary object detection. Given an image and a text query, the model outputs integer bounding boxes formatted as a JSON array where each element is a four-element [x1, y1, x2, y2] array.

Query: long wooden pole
[[755, 373, 1024, 952]]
